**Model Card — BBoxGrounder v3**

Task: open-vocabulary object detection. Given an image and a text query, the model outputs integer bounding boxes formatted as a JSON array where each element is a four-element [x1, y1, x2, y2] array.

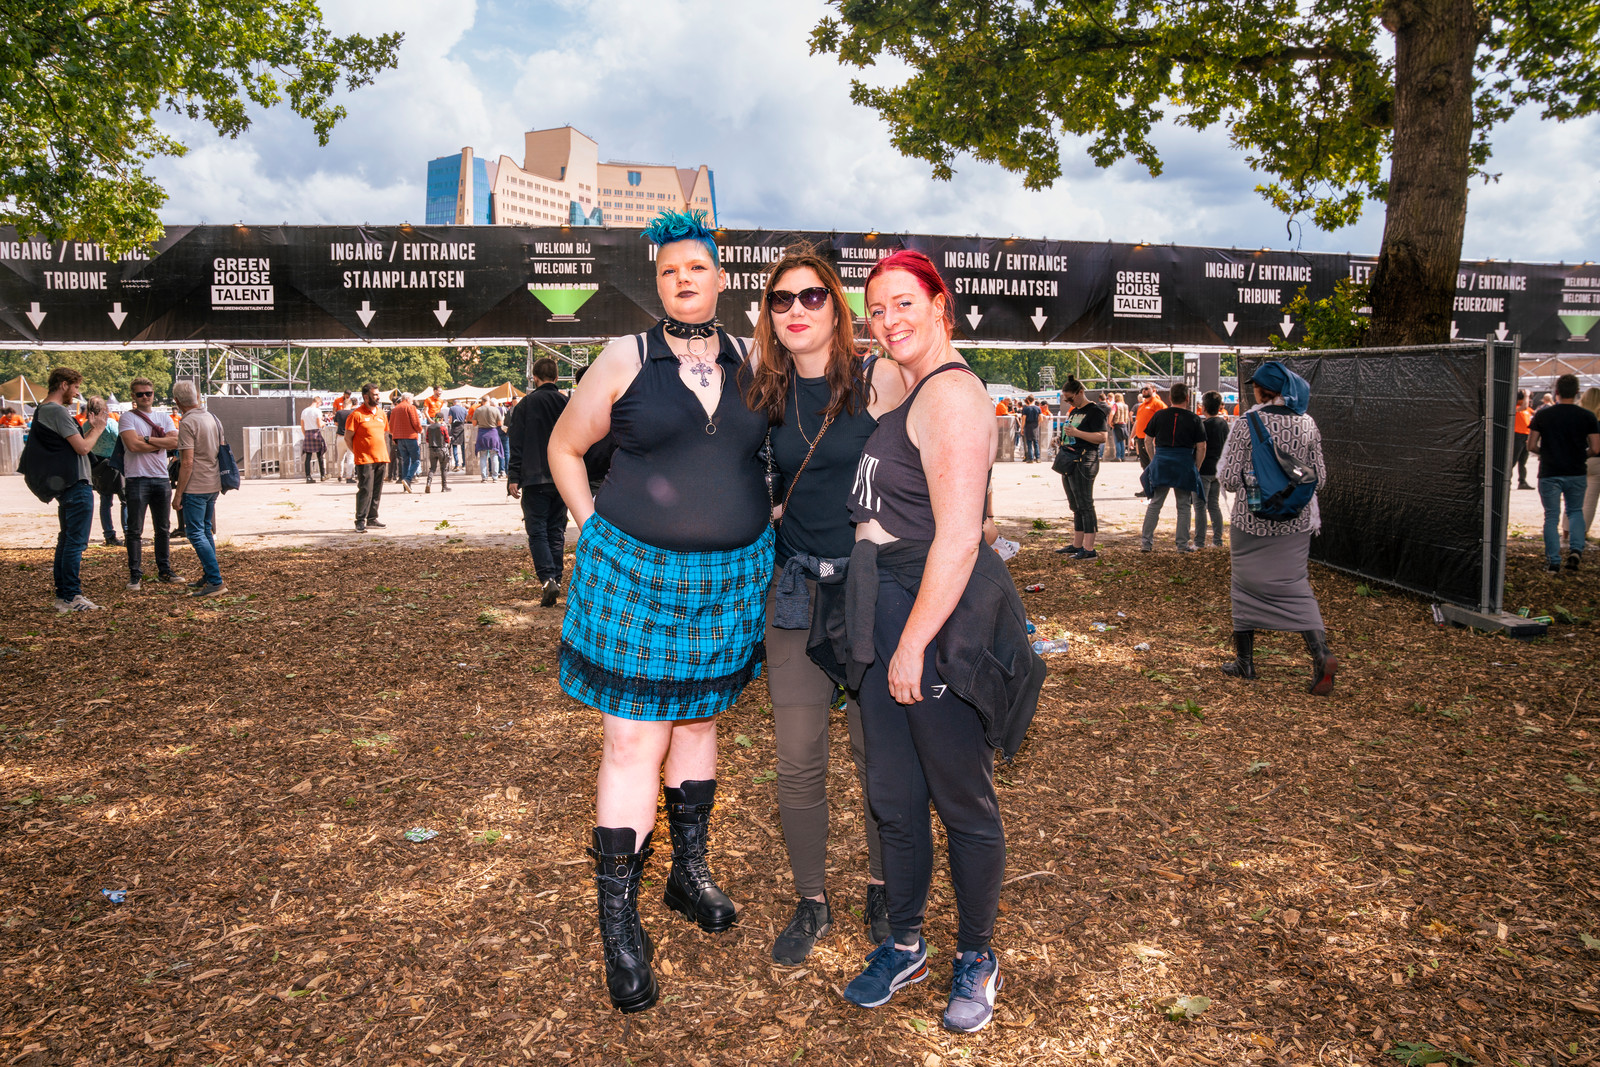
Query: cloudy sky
[[151, 0, 1600, 265]]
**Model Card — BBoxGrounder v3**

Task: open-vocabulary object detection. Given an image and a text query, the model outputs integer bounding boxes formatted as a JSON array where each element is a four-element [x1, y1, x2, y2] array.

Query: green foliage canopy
[[0, 1, 403, 257]]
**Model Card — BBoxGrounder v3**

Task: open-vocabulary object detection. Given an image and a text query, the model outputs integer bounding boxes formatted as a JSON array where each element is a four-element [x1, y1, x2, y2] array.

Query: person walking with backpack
[[24, 367, 107, 612], [1214, 361, 1335, 694], [171, 380, 227, 597]]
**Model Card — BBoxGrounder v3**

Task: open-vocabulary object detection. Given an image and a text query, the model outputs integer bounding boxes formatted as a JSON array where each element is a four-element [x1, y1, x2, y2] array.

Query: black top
[[1021, 404, 1041, 429], [1146, 406, 1205, 449], [1059, 399, 1108, 455], [1530, 403, 1600, 478], [772, 359, 878, 564], [849, 363, 978, 541], [1199, 415, 1229, 476], [505, 382, 568, 487], [595, 323, 769, 551]]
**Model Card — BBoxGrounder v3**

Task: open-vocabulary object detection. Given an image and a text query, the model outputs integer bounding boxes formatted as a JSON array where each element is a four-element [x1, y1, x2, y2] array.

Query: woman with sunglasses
[[747, 247, 907, 966], [822, 250, 1040, 1033], [548, 210, 771, 1016]]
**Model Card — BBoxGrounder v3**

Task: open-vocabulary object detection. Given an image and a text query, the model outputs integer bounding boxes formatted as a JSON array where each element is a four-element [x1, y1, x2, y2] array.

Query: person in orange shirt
[[423, 386, 445, 421], [994, 398, 1008, 417], [332, 390, 352, 414], [0, 409, 24, 427], [1131, 384, 1168, 485], [346, 383, 390, 532], [1514, 389, 1534, 489]]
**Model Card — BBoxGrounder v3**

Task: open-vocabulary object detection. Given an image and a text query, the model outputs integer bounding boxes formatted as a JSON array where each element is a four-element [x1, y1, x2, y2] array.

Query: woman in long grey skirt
[[1214, 361, 1338, 695]]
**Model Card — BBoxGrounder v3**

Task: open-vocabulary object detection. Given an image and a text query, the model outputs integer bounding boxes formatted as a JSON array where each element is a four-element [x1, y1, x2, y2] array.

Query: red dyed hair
[[865, 250, 954, 334]]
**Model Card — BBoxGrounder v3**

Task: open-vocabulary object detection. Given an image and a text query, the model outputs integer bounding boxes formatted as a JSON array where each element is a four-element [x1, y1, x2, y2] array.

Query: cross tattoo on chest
[[683, 357, 716, 388]]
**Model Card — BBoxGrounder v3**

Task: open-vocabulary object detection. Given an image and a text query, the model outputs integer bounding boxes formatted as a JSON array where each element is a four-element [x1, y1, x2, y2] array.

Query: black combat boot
[[589, 826, 658, 1013], [662, 779, 738, 932], [1302, 630, 1339, 695], [1219, 630, 1256, 680]]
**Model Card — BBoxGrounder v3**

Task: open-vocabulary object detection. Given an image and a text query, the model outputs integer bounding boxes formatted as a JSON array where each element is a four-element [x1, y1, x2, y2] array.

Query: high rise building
[[424, 126, 718, 228]]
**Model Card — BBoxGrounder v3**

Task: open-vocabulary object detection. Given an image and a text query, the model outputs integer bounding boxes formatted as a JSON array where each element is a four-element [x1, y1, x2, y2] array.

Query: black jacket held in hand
[[505, 382, 568, 487], [808, 538, 1046, 761]]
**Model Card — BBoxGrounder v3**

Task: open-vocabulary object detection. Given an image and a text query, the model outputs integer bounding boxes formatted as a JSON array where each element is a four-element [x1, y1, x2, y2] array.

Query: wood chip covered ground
[[1, 535, 1597, 1067]]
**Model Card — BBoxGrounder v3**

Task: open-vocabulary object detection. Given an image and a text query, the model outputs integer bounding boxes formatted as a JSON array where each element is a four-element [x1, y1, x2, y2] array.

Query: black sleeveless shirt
[[772, 358, 878, 564], [594, 323, 770, 551], [849, 363, 979, 541]]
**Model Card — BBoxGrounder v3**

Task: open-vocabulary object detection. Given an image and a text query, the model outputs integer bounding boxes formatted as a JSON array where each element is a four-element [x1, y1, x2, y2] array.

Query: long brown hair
[[745, 245, 865, 424]]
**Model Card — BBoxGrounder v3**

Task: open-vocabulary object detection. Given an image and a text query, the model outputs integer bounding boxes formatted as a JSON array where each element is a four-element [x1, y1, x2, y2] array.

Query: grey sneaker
[[126, 579, 142, 592], [189, 582, 227, 598], [1176, 542, 1196, 553], [772, 895, 832, 965], [1140, 542, 1153, 553], [943, 949, 1002, 1033], [53, 595, 100, 613]]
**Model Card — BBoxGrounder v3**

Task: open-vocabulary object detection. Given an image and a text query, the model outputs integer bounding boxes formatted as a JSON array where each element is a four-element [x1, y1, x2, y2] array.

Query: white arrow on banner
[[1495, 322, 1510, 341], [26, 302, 45, 329], [433, 301, 452, 327], [108, 303, 127, 329], [1451, 320, 1460, 339], [1030, 307, 1048, 332], [1278, 314, 1295, 339], [357, 301, 376, 327], [1222, 313, 1238, 337], [746, 300, 760, 327], [965, 305, 983, 330]]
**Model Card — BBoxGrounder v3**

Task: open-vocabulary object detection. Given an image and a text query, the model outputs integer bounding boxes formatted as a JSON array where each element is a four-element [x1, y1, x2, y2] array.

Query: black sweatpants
[[858, 576, 1004, 954]]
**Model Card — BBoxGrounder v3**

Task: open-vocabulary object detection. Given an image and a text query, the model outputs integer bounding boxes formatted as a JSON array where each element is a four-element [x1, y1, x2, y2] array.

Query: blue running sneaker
[[842, 937, 928, 1008], [943, 949, 1002, 1032]]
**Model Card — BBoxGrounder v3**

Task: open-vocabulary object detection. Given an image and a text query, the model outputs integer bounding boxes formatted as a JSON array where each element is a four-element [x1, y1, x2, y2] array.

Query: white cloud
[[150, 0, 1596, 265]]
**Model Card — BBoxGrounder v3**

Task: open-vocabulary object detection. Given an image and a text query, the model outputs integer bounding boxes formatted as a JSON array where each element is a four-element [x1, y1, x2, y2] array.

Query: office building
[[424, 126, 718, 229]]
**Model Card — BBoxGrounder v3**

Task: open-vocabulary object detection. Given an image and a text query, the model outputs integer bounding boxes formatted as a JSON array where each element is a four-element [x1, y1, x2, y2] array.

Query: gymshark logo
[[929, 685, 948, 699]]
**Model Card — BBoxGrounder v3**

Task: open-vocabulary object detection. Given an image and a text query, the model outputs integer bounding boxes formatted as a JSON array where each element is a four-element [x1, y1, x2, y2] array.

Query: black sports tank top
[[848, 362, 978, 541], [594, 323, 770, 551]]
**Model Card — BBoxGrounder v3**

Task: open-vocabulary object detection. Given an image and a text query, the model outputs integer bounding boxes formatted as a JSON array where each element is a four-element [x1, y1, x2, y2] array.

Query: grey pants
[[765, 579, 883, 898], [1141, 485, 1193, 547], [1193, 475, 1224, 546]]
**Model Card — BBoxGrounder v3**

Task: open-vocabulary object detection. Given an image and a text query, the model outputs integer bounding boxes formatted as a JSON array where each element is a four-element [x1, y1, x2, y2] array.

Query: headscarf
[[1247, 361, 1310, 415]]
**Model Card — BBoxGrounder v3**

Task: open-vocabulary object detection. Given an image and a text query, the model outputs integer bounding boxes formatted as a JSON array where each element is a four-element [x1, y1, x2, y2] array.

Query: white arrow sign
[[357, 301, 376, 327], [1030, 307, 1048, 332], [1278, 314, 1295, 339], [965, 305, 983, 330], [746, 300, 760, 327], [1222, 313, 1239, 337], [1450, 320, 1460, 339], [26, 302, 45, 329], [1495, 321, 1510, 341], [433, 300, 452, 327], [108, 302, 127, 329]]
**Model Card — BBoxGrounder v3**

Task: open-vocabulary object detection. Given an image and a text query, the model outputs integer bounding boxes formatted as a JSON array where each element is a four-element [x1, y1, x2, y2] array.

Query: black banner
[[1, 226, 1595, 352]]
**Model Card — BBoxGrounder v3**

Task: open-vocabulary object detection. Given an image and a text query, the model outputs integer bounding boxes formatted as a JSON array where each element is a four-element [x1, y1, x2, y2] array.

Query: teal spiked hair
[[641, 208, 719, 265]]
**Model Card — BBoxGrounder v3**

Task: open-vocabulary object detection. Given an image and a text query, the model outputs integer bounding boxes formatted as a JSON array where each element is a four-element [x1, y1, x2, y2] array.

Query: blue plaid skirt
[[560, 514, 773, 721]]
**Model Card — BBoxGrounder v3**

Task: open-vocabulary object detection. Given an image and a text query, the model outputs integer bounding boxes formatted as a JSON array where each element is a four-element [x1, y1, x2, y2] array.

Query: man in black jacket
[[506, 358, 569, 606]]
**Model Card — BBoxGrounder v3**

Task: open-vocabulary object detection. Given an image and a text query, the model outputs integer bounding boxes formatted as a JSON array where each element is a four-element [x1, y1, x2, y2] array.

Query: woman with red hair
[[824, 250, 1041, 1032]]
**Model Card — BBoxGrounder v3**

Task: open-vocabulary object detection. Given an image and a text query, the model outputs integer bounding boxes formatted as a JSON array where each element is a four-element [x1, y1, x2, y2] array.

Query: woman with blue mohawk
[[548, 209, 772, 1014]]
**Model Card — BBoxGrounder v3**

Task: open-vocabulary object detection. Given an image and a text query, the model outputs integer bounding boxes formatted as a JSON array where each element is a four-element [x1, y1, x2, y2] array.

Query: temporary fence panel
[[1241, 342, 1517, 612], [0, 427, 21, 474], [243, 427, 299, 480]]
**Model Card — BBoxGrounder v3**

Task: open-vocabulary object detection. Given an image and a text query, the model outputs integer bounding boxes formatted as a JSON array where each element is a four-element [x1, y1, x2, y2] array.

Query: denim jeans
[[97, 485, 126, 541], [395, 438, 420, 482], [519, 485, 568, 582], [180, 491, 222, 586], [1539, 474, 1587, 563], [124, 476, 176, 581], [53, 480, 94, 600], [451, 441, 464, 468], [479, 447, 501, 479], [1022, 428, 1040, 462]]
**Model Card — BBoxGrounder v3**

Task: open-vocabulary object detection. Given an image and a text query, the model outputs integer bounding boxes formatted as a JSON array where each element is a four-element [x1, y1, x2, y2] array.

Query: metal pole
[[1479, 340, 1495, 614]]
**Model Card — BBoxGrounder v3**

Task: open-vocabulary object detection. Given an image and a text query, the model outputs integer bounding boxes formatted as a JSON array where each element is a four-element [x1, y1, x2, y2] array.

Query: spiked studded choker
[[662, 315, 721, 341]]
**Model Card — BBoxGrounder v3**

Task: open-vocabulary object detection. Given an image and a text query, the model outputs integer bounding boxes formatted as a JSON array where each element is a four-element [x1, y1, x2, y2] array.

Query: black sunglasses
[[767, 286, 830, 314], [132, 390, 153, 397]]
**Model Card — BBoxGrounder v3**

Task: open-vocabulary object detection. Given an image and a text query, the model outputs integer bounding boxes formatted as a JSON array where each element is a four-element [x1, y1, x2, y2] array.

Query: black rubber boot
[[590, 826, 658, 1014], [1302, 629, 1339, 695], [1219, 630, 1256, 680], [662, 779, 738, 932]]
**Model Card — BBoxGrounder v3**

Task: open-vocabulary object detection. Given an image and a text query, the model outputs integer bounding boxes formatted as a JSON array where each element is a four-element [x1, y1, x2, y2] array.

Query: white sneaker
[[993, 537, 1020, 562], [53, 595, 100, 613]]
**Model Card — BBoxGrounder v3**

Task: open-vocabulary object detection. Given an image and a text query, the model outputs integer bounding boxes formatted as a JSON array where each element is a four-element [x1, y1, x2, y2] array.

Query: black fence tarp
[[2, 226, 1597, 352], [1242, 343, 1517, 612]]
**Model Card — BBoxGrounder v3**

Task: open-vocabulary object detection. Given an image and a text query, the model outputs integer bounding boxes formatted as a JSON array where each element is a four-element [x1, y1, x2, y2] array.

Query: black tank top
[[772, 358, 878, 564], [848, 363, 978, 541], [595, 323, 769, 551]]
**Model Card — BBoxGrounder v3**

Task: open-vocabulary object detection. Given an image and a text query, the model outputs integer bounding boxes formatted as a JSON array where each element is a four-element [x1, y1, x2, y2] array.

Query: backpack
[[1245, 410, 1317, 521]]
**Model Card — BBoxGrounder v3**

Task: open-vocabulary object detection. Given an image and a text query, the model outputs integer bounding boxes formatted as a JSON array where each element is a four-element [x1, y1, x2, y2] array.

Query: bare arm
[[65, 413, 107, 455], [889, 371, 998, 704], [120, 426, 178, 452], [1528, 430, 1541, 455], [173, 449, 195, 498], [1589, 431, 1600, 457], [547, 337, 641, 527], [1193, 440, 1206, 468]]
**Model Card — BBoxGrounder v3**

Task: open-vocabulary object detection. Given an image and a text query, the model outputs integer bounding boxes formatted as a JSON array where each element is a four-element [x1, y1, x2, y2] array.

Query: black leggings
[[304, 451, 325, 479], [1061, 452, 1099, 533], [858, 577, 1004, 953]]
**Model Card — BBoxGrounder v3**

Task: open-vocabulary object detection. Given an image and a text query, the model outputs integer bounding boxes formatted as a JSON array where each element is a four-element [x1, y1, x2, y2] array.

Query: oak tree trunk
[[1368, 0, 1480, 346]]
